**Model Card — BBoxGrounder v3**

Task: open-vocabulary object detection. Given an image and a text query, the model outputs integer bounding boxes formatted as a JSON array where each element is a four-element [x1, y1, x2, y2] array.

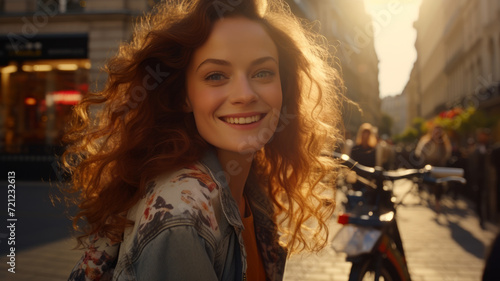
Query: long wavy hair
[[62, 0, 344, 254]]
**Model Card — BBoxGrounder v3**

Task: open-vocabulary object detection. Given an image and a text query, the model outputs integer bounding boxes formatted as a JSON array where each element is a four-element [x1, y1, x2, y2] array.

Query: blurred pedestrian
[[415, 124, 452, 213], [62, 0, 343, 280], [468, 128, 491, 229], [350, 123, 377, 167]]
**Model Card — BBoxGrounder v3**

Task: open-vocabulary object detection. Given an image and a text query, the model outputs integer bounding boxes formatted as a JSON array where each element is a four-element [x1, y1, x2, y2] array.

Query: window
[[0, 59, 90, 154]]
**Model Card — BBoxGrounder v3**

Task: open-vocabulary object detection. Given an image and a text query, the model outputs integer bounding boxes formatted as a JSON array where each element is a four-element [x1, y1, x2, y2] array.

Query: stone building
[[409, 0, 500, 123], [441, 0, 500, 120]]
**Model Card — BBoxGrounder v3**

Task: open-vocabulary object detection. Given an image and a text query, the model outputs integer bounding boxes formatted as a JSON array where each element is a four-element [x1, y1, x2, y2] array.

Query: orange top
[[241, 197, 267, 281]]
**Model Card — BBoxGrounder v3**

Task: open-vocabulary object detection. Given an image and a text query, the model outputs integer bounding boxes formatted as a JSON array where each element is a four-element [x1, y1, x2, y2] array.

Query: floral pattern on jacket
[[67, 234, 120, 281], [130, 164, 221, 256]]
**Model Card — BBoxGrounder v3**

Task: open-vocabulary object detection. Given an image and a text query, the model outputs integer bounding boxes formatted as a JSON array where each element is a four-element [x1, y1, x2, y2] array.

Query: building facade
[[0, 0, 154, 179], [410, 0, 500, 123], [411, 0, 449, 119], [442, 0, 500, 119], [381, 93, 407, 136]]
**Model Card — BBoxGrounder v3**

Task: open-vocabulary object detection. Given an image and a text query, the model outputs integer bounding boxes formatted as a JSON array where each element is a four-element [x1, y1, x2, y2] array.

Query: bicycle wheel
[[349, 257, 401, 281]]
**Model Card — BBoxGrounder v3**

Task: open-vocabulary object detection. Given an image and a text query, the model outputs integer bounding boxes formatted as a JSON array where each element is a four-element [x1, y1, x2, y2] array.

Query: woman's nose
[[229, 74, 257, 105]]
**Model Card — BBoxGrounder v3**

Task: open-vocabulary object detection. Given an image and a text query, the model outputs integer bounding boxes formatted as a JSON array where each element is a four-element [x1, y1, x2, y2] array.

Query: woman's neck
[[216, 149, 254, 217]]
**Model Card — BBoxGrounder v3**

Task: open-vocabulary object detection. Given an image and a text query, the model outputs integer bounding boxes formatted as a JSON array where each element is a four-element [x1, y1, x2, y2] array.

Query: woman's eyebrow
[[196, 56, 278, 71], [196, 58, 231, 71], [251, 56, 278, 66]]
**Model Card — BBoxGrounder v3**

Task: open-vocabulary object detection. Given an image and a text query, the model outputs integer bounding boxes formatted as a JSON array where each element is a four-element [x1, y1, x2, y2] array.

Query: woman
[[350, 123, 377, 167], [64, 0, 343, 280], [415, 124, 452, 212]]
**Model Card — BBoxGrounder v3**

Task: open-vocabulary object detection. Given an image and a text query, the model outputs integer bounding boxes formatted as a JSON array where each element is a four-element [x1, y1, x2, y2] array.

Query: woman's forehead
[[190, 17, 278, 66]]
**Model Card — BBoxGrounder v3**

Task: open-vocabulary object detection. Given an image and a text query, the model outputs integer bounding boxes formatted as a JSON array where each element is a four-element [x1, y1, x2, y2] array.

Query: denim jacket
[[68, 148, 287, 281]]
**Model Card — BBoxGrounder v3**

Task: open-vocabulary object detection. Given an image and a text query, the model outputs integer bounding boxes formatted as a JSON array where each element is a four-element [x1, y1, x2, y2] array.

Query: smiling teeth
[[223, 115, 262, 124]]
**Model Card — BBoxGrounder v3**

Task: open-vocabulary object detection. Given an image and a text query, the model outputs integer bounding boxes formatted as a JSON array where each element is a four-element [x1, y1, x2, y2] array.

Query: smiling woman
[[63, 0, 344, 280]]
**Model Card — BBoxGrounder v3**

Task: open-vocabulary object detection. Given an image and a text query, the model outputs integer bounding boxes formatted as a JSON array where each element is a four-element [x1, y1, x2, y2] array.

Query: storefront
[[0, 33, 89, 180]]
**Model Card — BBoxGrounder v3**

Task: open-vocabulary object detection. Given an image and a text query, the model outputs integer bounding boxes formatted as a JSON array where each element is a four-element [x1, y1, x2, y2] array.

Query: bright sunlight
[[363, 0, 422, 98]]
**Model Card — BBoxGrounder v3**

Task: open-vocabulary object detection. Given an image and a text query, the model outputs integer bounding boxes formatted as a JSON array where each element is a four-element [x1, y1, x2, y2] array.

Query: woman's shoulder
[[128, 163, 222, 242], [148, 163, 220, 198], [113, 163, 227, 274]]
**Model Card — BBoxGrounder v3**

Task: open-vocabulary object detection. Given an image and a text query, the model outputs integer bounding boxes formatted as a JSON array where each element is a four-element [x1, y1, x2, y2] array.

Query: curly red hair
[[62, 0, 344, 254]]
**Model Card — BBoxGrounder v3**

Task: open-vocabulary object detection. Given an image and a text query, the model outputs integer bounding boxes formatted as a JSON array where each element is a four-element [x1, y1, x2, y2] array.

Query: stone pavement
[[0, 180, 498, 280]]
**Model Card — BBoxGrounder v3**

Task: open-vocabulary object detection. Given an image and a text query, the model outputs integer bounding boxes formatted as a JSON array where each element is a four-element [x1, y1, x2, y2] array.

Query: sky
[[362, 0, 423, 98]]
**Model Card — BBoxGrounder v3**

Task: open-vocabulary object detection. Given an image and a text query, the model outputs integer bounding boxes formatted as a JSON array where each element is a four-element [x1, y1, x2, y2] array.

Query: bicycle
[[330, 152, 465, 281]]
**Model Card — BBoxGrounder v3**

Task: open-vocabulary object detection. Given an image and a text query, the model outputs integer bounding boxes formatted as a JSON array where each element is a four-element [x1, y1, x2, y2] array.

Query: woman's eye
[[205, 73, 226, 81], [254, 70, 274, 79]]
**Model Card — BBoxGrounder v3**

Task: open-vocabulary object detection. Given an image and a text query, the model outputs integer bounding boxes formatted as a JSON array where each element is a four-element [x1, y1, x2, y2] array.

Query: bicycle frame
[[332, 188, 411, 281], [329, 152, 464, 281], [377, 233, 411, 281]]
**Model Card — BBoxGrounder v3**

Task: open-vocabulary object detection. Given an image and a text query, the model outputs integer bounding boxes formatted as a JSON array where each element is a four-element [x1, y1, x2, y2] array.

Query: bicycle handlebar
[[425, 165, 463, 177], [330, 152, 466, 184]]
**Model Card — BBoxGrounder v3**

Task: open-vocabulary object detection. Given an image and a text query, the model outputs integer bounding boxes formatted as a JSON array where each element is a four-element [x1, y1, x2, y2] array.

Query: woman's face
[[186, 17, 283, 155]]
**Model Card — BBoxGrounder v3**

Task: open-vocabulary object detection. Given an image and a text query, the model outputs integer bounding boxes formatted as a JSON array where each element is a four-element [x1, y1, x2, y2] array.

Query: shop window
[[0, 59, 90, 154]]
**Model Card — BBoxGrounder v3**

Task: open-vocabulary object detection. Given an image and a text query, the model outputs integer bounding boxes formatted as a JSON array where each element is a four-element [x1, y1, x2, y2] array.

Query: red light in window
[[25, 97, 37, 106], [51, 90, 82, 105]]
